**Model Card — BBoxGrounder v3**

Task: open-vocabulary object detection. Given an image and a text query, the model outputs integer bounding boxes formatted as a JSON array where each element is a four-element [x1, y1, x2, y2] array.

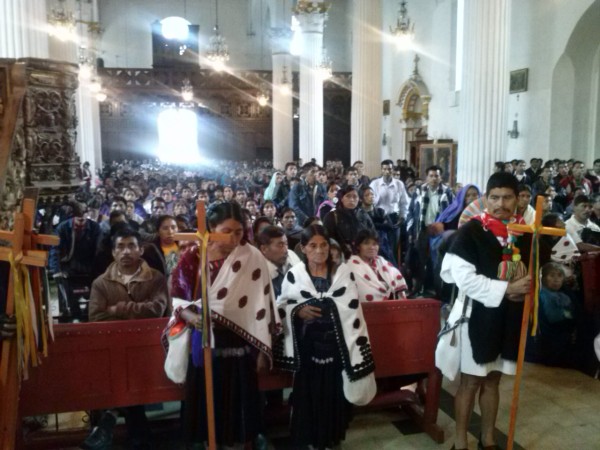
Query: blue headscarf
[[436, 184, 480, 224]]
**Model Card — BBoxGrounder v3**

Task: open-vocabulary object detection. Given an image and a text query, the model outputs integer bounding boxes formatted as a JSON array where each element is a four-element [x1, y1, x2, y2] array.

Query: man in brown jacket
[[83, 227, 169, 450], [88, 229, 169, 321]]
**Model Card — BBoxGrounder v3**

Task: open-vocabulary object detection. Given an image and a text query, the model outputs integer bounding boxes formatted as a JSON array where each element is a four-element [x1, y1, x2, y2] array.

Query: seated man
[[82, 228, 170, 450], [565, 195, 600, 253]]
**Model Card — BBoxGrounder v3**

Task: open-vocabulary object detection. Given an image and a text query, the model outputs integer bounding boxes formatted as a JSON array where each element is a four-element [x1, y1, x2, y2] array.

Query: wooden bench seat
[[19, 299, 443, 445]]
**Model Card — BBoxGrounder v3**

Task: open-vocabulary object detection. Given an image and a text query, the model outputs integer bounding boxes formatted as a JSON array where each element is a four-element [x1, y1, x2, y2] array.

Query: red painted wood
[[20, 299, 443, 441], [580, 252, 600, 313]]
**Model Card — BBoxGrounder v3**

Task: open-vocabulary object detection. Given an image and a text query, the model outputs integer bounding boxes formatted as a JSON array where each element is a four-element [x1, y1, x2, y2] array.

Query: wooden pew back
[[20, 299, 441, 417]]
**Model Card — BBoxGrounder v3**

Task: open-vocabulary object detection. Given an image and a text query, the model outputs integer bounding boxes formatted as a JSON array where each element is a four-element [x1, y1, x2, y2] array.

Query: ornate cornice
[[293, 1, 331, 15]]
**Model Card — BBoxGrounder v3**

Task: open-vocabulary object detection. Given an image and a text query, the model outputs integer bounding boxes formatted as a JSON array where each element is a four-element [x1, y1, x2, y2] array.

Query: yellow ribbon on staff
[[8, 251, 47, 381]]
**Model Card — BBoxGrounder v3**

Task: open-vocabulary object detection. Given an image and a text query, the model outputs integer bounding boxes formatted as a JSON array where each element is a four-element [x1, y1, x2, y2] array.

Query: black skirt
[[291, 320, 352, 450], [183, 326, 261, 447]]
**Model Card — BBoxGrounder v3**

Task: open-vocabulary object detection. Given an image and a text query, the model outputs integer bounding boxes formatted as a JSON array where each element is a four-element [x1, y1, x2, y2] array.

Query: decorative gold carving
[[0, 58, 80, 228], [293, 1, 331, 15]]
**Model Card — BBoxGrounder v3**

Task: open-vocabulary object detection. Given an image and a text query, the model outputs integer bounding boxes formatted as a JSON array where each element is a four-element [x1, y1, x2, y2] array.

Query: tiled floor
[[38, 362, 600, 449]]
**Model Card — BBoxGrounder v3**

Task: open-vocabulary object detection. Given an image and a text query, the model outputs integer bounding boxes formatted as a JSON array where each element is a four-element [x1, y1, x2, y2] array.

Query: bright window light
[[290, 16, 303, 56], [157, 109, 200, 164], [160, 16, 191, 41]]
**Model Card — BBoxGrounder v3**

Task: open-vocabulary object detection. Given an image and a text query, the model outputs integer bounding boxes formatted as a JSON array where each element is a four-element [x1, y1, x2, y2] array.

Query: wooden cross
[[0, 198, 59, 450], [173, 200, 232, 450], [505, 196, 566, 450]]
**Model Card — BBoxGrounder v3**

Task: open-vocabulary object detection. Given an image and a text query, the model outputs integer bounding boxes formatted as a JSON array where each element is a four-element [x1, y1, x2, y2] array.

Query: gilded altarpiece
[[0, 58, 80, 229]]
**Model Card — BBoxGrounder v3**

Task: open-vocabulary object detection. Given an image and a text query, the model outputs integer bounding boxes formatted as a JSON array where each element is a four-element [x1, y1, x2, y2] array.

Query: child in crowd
[[536, 262, 577, 367]]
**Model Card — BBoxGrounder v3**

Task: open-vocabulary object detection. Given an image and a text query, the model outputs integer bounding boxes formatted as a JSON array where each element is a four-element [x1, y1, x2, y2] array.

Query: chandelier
[[318, 47, 333, 80], [47, 0, 77, 42], [181, 78, 194, 102], [390, 1, 415, 50], [257, 83, 270, 107], [206, 0, 230, 71], [279, 65, 292, 96]]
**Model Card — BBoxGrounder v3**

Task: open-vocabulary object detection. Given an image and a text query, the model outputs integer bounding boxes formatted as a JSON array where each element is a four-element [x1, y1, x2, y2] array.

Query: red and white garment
[[167, 242, 281, 361], [348, 255, 407, 301]]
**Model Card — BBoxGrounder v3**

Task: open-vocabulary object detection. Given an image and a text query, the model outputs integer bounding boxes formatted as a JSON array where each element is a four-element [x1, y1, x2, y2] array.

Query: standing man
[[438, 172, 531, 450], [370, 160, 409, 222], [370, 159, 409, 264], [49, 201, 102, 321], [288, 165, 326, 226], [353, 161, 370, 186], [273, 162, 298, 208], [82, 228, 169, 450], [408, 165, 454, 295]]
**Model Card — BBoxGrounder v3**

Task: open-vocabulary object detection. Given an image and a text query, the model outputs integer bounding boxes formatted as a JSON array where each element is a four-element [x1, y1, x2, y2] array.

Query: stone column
[[270, 27, 294, 170], [0, 0, 49, 58], [295, 1, 328, 166], [457, 0, 510, 189], [74, 0, 102, 184], [351, 0, 383, 178]]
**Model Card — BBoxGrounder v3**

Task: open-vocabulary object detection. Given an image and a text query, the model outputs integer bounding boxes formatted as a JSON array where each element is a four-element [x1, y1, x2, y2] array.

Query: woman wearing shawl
[[349, 229, 407, 301], [263, 171, 283, 203], [166, 202, 279, 449], [275, 225, 376, 450], [429, 185, 481, 294]]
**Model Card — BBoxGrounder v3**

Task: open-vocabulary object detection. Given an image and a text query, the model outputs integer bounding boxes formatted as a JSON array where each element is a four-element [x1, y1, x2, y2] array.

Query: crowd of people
[[22, 155, 600, 449]]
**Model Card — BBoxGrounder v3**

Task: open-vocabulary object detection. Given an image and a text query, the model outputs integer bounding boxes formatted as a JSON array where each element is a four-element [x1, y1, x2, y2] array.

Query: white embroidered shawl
[[347, 256, 407, 301], [171, 243, 280, 361], [275, 262, 375, 387]]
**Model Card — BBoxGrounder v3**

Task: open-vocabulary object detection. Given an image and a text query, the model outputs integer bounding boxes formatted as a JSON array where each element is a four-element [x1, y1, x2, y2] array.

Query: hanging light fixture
[[47, 0, 77, 42], [257, 83, 270, 107], [78, 54, 95, 81], [206, 0, 230, 71], [279, 65, 292, 96], [181, 78, 194, 102], [95, 91, 107, 102], [318, 47, 333, 80], [390, 1, 415, 50]]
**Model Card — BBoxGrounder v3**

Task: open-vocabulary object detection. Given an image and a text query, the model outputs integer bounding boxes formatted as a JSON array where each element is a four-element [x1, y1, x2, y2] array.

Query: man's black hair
[[485, 172, 519, 197], [111, 228, 141, 249]]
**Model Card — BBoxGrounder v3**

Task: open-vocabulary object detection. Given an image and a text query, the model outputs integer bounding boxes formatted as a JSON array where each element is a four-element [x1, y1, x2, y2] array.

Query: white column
[[350, 0, 383, 178], [270, 27, 294, 170], [296, 3, 328, 166], [457, 0, 510, 189], [74, 0, 102, 184], [0, 0, 49, 58]]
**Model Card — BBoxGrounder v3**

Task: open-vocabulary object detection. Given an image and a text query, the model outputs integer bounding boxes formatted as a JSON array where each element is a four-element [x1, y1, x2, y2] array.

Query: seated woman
[[430, 185, 481, 302], [143, 215, 180, 279], [166, 202, 278, 449], [323, 185, 376, 259], [359, 186, 396, 263], [349, 229, 407, 301], [259, 200, 280, 227], [276, 225, 376, 450]]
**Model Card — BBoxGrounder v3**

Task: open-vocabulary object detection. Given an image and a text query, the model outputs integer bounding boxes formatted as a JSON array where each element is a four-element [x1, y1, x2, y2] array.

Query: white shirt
[[369, 177, 409, 218], [565, 216, 600, 244]]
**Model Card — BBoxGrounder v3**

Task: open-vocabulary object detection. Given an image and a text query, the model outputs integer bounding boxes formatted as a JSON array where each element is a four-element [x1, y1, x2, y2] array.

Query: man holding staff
[[438, 173, 532, 450]]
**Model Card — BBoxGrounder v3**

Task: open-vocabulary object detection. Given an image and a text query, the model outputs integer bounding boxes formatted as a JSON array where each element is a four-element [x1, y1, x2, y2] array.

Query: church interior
[[1, 0, 600, 449]]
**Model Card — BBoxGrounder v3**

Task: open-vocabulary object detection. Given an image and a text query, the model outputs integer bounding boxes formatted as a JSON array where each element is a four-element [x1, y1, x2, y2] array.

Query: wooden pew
[[579, 252, 600, 314], [19, 299, 443, 446]]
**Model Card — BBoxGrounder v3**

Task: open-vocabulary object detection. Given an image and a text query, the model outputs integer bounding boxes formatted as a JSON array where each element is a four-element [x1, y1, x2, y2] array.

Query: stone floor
[[35, 361, 600, 450]]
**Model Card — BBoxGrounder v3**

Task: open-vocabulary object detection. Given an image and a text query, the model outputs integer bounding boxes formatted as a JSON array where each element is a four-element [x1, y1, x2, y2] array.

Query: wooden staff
[[0, 199, 58, 450], [174, 200, 232, 450], [505, 196, 565, 450]]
